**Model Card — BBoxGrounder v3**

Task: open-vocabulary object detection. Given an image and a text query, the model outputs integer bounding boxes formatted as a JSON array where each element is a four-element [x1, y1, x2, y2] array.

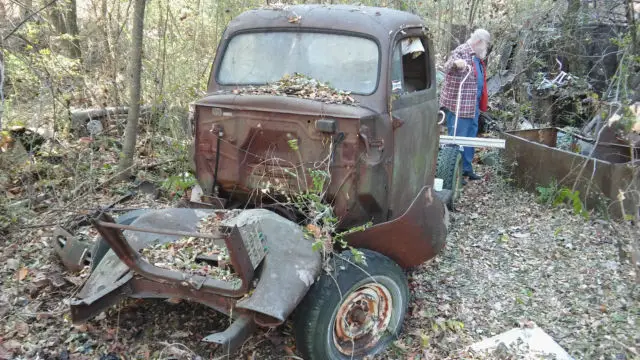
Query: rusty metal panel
[[71, 208, 322, 330], [76, 208, 221, 300], [209, 5, 426, 112], [222, 209, 322, 326], [92, 214, 249, 297], [70, 273, 133, 324], [502, 128, 640, 220], [346, 186, 447, 269], [128, 278, 237, 315], [385, 30, 440, 220], [51, 227, 90, 272], [194, 96, 374, 226], [389, 92, 439, 220]]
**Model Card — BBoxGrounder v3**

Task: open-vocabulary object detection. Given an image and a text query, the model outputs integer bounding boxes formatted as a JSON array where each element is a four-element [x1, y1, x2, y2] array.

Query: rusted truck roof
[[207, 4, 429, 109], [224, 4, 424, 37]]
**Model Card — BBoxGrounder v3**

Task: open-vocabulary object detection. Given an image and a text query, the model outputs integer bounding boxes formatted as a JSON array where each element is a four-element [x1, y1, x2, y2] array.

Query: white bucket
[[434, 178, 444, 192]]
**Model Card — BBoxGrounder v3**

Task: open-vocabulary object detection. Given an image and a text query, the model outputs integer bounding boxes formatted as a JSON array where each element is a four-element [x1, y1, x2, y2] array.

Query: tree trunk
[[65, 0, 82, 59], [445, 0, 454, 55], [467, 0, 481, 30], [563, 0, 582, 74], [0, 43, 4, 132], [48, 0, 82, 59], [626, 0, 638, 57], [21, 0, 32, 19], [117, 0, 146, 181]]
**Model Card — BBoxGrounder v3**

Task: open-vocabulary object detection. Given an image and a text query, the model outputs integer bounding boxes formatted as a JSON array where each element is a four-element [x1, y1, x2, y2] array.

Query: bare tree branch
[[2, 0, 58, 41]]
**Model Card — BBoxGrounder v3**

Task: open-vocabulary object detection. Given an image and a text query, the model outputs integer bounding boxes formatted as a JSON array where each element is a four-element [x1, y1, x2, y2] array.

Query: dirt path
[[1, 166, 638, 359]]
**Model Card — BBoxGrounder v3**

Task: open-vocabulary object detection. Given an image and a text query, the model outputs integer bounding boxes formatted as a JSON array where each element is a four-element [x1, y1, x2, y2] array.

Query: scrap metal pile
[[230, 73, 358, 105], [139, 213, 238, 282]]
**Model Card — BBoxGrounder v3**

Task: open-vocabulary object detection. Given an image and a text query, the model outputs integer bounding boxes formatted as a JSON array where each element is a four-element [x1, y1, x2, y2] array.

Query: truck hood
[[194, 93, 378, 119]]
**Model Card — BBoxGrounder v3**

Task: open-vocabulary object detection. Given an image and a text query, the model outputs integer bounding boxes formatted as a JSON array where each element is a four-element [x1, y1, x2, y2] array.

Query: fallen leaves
[[376, 165, 640, 360], [15, 322, 29, 338], [287, 15, 301, 23], [16, 267, 28, 281], [1, 144, 637, 360], [1, 340, 21, 352], [0, 344, 12, 360], [230, 73, 359, 106], [5, 259, 18, 271], [139, 213, 238, 281]]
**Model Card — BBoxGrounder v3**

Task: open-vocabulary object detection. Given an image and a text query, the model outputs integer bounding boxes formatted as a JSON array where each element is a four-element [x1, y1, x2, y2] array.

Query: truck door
[[388, 33, 439, 220]]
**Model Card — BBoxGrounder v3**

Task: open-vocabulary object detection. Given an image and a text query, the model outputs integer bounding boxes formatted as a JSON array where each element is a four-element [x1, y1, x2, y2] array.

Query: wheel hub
[[333, 283, 393, 356]]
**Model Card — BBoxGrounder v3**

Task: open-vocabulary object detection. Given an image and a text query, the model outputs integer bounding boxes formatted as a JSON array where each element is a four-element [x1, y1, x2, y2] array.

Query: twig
[[69, 158, 177, 199], [609, 337, 639, 356], [18, 223, 59, 229], [68, 163, 136, 199], [115, 302, 121, 344], [140, 158, 179, 170]]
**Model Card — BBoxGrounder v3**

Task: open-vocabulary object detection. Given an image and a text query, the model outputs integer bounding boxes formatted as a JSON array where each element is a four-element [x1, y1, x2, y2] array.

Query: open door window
[[390, 36, 431, 95]]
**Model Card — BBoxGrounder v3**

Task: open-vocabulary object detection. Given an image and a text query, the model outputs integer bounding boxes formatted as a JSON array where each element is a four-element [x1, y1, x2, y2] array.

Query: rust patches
[[90, 213, 253, 297], [503, 128, 640, 220], [195, 99, 364, 221], [424, 186, 434, 205], [392, 117, 404, 129]]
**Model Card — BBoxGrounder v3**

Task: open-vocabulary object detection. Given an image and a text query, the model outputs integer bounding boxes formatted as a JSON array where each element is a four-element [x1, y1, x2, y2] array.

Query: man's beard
[[474, 44, 488, 59]]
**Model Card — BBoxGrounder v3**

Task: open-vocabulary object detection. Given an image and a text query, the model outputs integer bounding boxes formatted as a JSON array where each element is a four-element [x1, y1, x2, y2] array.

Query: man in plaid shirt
[[440, 29, 490, 182]]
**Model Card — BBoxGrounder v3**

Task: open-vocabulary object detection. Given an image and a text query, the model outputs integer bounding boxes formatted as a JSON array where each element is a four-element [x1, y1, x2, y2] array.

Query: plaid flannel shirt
[[439, 43, 479, 119]]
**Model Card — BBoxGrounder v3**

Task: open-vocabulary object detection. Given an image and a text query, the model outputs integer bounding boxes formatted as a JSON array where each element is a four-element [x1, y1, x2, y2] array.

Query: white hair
[[469, 28, 490, 44]]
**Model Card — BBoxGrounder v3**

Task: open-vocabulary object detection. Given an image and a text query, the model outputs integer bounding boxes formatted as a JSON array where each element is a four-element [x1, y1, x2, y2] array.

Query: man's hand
[[454, 59, 466, 70]]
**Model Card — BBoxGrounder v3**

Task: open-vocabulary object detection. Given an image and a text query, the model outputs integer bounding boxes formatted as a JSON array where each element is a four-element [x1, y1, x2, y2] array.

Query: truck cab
[[193, 5, 447, 256]]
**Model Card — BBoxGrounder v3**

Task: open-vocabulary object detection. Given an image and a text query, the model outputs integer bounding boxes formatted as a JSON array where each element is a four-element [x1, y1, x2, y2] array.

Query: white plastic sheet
[[401, 37, 424, 58]]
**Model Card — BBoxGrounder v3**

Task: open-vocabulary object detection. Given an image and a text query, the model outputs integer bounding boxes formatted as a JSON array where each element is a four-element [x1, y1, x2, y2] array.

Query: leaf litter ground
[[1, 165, 638, 359], [377, 165, 639, 360]]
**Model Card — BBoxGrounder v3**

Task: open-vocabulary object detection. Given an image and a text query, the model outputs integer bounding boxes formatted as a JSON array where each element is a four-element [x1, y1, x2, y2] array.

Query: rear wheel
[[293, 249, 409, 360], [436, 146, 463, 208]]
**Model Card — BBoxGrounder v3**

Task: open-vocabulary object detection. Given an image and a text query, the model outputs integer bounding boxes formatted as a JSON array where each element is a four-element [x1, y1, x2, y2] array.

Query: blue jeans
[[444, 110, 478, 174]]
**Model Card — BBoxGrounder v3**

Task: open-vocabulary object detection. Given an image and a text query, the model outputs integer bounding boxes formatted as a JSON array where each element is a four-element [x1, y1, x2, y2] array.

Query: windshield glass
[[217, 31, 380, 94]]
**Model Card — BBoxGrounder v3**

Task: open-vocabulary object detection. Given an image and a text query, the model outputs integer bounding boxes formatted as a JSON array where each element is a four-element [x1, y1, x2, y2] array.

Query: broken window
[[391, 37, 430, 94], [217, 31, 380, 95]]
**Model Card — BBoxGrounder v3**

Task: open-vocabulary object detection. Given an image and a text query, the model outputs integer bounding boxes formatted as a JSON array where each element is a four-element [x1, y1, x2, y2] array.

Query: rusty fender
[[346, 186, 447, 269]]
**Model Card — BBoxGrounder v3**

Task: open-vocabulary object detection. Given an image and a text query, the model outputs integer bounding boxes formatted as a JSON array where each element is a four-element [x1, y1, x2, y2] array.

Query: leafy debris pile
[[230, 73, 358, 105], [139, 213, 237, 281]]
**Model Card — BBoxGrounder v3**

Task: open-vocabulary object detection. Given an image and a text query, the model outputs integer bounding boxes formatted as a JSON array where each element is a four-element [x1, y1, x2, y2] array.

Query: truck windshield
[[217, 31, 380, 95]]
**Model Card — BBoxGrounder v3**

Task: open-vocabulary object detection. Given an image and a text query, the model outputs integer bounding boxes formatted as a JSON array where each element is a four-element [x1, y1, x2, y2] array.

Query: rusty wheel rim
[[332, 283, 393, 356]]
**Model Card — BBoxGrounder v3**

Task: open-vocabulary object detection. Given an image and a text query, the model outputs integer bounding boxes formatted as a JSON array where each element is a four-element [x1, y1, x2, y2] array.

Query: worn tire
[[436, 146, 463, 207], [293, 249, 409, 360], [90, 209, 148, 270]]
